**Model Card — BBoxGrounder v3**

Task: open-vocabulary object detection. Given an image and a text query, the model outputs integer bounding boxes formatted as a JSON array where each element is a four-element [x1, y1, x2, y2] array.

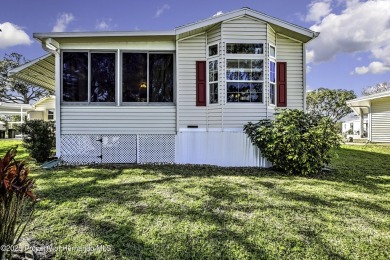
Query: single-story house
[[339, 113, 368, 141], [347, 91, 390, 143], [8, 7, 318, 166], [28, 95, 56, 121]]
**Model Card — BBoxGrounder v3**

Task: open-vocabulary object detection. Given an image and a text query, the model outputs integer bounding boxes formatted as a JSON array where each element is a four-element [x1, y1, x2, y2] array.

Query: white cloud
[[307, 0, 390, 69], [213, 11, 224, 17], [353, 61, 390, 75], [155, 4, 170, 18], [0, 22, 32, 49], [96, 19, 114, 31], [305, 0, 332, 23], [52, 13, 74, 32], [307, 65, 312, 73]]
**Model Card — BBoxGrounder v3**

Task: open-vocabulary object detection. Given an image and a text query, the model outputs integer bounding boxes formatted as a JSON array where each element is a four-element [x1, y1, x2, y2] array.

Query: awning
[[8, 53, 55, 91]]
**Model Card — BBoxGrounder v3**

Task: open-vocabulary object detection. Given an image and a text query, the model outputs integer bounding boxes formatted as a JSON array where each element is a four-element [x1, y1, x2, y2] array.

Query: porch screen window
[[226, 59, 263, 103], [122, 53, 174, 103], [149, 54, 174, 102], [62, 51, 116, 103], [62, 52, 88, 102], [91, 53, 116, 102], [122, 53, 147, 102]]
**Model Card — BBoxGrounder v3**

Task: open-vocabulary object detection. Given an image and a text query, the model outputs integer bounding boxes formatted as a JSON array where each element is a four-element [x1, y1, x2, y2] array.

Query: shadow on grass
[[25, 146, 390, 259]]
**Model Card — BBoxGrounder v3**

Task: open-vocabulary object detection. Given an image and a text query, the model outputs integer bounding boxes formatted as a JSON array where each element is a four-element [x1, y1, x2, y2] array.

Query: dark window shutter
[[277, 62, 287, 107], [196, 61, 206, 106]]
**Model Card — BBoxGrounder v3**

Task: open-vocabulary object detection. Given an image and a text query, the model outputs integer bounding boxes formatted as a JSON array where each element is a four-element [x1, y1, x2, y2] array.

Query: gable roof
[[347, 91, 390, 115], [32, 95, 55, 108], [175, 7, 319, 43]]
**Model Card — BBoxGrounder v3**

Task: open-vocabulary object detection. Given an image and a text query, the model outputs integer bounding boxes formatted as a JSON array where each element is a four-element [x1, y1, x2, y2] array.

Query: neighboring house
[[0, 102, 33, 130], [339, 113, 368, 141], [8, 7, 318, 166], [347, 91, 390, 143], [28, 95, 56, 121]]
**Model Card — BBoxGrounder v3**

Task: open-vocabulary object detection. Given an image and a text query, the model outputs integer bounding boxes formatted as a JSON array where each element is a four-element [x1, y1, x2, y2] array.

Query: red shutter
[[196, 61, 206, 106], [277, 62, 287, 107]]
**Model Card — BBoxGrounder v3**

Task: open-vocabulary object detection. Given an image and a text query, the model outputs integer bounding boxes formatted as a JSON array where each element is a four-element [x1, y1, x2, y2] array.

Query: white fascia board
[[175, 8, 318, 41], [347, 91, 390, 103], [8, 53, 53, 77], [32, 95, 55, 107], [33, 30, 176, 40]]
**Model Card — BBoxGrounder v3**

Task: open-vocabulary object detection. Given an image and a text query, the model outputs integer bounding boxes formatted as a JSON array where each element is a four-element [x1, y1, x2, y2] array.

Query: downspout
[[42, 38, 61, 157]]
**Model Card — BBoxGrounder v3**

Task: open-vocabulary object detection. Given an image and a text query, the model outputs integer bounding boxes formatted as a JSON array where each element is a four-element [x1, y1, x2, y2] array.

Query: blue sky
[[1, 0, 389, 97]]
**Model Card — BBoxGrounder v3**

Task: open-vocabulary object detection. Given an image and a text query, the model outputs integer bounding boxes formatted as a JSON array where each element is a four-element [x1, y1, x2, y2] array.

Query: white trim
[[207, 42, 219, 58], [34, 31, 176, 39], [276, 33, 304, 43], [175, 8, 318, 42], [177, 32, 206, 42], [178, 128, 243, 132], [55, 52, 61, 158]]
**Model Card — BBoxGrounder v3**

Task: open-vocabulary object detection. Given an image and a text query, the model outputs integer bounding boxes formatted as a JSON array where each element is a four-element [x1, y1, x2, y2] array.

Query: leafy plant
[[244, 109, 341, 175], [0, 147, 36, 260], [20, 120, 55, 163], [306, 88, 356, 122]]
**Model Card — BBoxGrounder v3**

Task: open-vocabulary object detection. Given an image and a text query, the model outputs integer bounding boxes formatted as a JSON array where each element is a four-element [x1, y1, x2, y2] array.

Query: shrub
[[20, 120, 55, 163], [244, 109, 341, 175], [0, 148, 36, 260]]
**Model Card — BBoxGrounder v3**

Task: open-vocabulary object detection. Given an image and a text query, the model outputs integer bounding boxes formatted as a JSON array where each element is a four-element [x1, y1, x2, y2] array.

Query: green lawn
[[1, 140, 389, 259]]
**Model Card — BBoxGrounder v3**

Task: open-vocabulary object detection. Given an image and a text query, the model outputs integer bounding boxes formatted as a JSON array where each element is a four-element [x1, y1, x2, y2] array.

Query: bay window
[[208, 44, 219, 104], [225, 43, 264, 103]]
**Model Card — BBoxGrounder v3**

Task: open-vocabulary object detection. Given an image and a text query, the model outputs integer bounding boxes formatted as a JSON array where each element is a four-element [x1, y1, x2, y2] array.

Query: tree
[[306, 88, 356, 122], [362, 82, 390, 96], [0, 53, 53, 104]]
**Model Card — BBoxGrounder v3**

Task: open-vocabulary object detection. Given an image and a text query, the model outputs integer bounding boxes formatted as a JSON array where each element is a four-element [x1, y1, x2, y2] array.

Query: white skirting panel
[[176, 130, 270, 167]]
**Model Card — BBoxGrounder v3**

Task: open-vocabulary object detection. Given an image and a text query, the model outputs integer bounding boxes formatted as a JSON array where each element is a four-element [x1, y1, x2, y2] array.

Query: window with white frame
[[47, 110, 54, 120], [269, 60, 276, 105], [226, 43, 264, 103], [269, 44, 276, 105], [208, 44, 219, 104]]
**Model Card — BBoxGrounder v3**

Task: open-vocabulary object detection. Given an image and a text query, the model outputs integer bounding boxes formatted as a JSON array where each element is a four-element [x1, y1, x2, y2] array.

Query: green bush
[[20, 120, 55, 163], [244, 109, 341, 175], [0, 148, 36, 260]]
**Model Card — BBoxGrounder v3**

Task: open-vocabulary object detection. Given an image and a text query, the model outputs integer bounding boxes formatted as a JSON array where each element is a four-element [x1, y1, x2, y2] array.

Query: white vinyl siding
[[276, 35, 304, 109], [220, 16, 268, 128], [177, 34, 207, 128], [371, 97, 390, 142], [222, 16, 267, 41], [207, 25, 221, 44], [34, 97, 56, 121], [61, 106, 176, 135]]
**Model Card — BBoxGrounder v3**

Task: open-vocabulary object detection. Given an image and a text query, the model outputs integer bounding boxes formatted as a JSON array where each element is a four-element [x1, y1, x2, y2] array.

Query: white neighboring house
[[340, 113, 368, 142], [347, 91, 390, 143], [8, 7, 319, 166], [0, 102, 33, 130], [28, 95, 56, 121]]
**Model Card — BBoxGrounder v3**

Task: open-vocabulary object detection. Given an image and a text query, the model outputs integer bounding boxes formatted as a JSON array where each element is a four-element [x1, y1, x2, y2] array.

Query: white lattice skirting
[[60, 134, 175, 165]]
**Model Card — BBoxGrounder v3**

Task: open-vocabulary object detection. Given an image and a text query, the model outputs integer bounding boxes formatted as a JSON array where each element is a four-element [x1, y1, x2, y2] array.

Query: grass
[[1, 139, 389, 259]]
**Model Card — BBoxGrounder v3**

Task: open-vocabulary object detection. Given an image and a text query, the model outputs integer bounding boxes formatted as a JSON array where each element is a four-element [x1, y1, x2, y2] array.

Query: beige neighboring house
[[28, 95, 56, 121], [347, 91, 390, 143], [8, 7, 319, 166]]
